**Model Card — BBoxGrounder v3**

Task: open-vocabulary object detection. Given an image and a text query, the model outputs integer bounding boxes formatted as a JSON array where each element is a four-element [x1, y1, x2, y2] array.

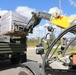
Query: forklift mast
[[24, 11, 76, 34]]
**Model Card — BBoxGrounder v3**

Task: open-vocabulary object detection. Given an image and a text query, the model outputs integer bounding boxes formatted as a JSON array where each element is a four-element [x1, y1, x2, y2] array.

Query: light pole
[[38, 27, 41, 43], [58, 0, 66, 47], [44, 26, 47, 36], [59, 0, 62, 14], [37, 26, 41, 43], [58, 0, 63, 46]]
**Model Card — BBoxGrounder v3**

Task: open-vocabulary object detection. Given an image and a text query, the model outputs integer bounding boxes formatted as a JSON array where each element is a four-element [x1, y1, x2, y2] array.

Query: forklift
[[18, 11, 76, 75]]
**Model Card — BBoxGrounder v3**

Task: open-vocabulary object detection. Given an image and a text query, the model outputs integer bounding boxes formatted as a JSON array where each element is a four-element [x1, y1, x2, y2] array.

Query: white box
[[0, 11, 28, 36], [0, 35, 10, 42]]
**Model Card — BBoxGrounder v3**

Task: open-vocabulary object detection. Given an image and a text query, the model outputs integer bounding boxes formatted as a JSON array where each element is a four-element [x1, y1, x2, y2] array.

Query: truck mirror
[[36, 47, 44, 55], [36, 43, 43, 47]]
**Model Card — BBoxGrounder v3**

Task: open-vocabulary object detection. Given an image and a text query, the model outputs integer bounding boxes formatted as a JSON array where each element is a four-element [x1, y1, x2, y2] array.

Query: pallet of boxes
[[0, 11, 28, 64], [0, 11, 28, 36]]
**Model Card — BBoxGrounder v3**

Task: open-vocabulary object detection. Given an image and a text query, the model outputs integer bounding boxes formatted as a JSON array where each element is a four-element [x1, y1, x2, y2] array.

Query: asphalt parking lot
[[0, 48, 42, 75]]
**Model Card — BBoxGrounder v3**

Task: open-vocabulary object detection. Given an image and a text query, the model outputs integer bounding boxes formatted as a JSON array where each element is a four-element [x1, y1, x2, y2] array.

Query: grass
[[27, 40, 39, 47], [44, 45, 76, 55], [65, 47, 76, 54], [44, 47, 61, 55], [27, 39, 76, 55], [27, 39, 61, 55]]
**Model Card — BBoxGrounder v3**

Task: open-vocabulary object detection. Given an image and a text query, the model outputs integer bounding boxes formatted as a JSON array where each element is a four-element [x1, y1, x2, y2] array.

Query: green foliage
[[27, 39, 39, 47], [27, 39, 76, 55]]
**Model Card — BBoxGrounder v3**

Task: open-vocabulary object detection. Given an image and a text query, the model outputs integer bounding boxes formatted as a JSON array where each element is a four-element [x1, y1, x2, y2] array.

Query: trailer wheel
[[19, 67, 34, 75], [10, 54, 20, 64]]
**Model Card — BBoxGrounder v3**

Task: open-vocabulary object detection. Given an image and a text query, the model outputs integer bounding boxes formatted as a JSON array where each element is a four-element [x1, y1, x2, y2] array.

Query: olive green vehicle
[[0, 36, 27, 64]]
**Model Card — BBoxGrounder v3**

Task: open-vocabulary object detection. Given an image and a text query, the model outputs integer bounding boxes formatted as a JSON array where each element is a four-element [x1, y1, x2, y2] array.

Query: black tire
[[19, 67, 34, 75], [10, 54, 20, 64], [21, 53, 27, 63]]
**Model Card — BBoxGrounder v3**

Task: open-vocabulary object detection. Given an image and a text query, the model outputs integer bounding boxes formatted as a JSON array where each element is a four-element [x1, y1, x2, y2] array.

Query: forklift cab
[[18, 24, 76, 75]]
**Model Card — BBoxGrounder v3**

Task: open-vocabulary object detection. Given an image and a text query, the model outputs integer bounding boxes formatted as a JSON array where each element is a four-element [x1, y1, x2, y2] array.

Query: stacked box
[[1, 11, 28, 36], [0, 35, 10, 42], [0, 18, 10, 42]]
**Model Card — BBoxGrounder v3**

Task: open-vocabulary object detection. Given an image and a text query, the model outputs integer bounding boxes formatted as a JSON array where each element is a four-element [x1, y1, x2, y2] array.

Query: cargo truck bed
[[0, 43, 26, 53]]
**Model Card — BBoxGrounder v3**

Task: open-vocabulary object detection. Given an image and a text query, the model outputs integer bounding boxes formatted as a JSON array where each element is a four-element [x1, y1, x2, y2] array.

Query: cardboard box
[[0, 35, 10, 43], [0, 11, 28, 36]]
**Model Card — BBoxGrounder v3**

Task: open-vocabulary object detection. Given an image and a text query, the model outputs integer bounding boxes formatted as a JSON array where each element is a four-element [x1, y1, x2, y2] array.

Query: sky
[[0, 0, 76, 39]]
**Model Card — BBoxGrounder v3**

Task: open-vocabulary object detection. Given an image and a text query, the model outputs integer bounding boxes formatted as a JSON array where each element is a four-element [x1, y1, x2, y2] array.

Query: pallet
[[3, 31, 28, 36]]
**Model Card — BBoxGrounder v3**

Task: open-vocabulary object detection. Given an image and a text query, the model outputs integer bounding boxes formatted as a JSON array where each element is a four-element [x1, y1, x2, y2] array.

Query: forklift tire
[[10, 54, 20, 64], [19, 67, 34, 75]]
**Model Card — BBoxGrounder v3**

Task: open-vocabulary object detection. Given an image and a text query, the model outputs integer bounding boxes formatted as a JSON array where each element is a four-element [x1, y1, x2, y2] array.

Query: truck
[[0, 35, 27, 64], [0, 11, 28, 64], [18, 11, 76, 75]]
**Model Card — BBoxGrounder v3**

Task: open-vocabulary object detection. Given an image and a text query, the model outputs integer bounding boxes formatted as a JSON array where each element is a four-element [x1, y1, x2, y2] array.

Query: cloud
[[70, 14, 76, 18], [48, 7, 62, 15], [43, 23, 50, 27], [28, 30, 40, 39], [69, 0, 76, 6], [28, 23, 51, 38], [0, 6, 36, 19], [36, 23, 50, 30], [0, 9, 8, 16], [15, 6, 36, 21]]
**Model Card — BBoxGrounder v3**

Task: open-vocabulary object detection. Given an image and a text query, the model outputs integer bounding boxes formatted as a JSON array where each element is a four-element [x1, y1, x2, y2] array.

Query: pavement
[[0, 47, 42, 75], [0, 47, 68, 75]]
